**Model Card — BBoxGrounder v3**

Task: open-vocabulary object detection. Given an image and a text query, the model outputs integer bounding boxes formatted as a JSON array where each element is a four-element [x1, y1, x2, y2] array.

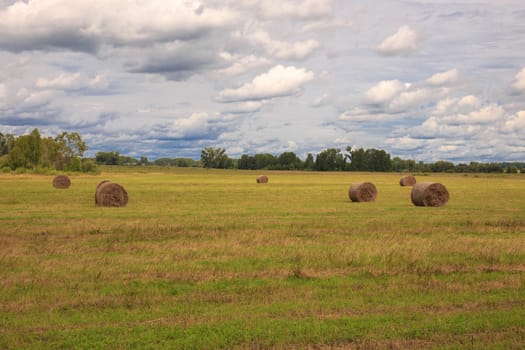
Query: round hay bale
[[94, 179, 112, 205], [256, 175, 268, 183], [96, 179, 111, 192], [411, 182, 449, 207], [348, 182, 377, 202], [95, 182, 128, 207], [399, 174, 416, 187], [52, 175, 71, 189]]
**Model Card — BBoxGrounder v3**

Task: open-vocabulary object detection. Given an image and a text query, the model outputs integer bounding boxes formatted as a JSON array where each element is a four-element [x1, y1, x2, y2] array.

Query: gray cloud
[[127, 44, 225, 80], [0, 0, 237, 53]]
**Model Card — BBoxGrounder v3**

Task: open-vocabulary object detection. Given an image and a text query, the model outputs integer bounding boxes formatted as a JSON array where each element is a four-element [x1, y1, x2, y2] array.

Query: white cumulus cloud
[[503, 110, 525, 132], [432, 95, 481, 115], [223, 101, 264, 114], [364, 80, 405, 104], [258, 0, 333, 19], [376, 25, 419, 56], [218, 53, 271, 76], [172, 112, 211, 137], [416, 116, 482, 138], [36, 72, 109, 91], [246, 31, 320, 60], [512, 67, 525, 91], [458, 95, 481, 108], [389, 88, 431, 111], [426, 69, 460, 86], [312, 93, 329, 107], [219, 65, 314, 102], [385, 135, 425, 151], [441, 104, 505, 125]]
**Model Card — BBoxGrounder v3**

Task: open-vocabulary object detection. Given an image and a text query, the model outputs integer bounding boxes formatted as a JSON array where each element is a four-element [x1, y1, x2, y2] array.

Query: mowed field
[[1, 168, 524, 349]]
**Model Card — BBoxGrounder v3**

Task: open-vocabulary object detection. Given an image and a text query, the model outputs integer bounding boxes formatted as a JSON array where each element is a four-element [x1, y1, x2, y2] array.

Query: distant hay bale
[[399, 174, 417, 187], [256, 175, 268, 183], [411, 182, 449, 207], [52, 175, 71, 189], [348, 182, 377, 202], [95, 181, 128, 207]]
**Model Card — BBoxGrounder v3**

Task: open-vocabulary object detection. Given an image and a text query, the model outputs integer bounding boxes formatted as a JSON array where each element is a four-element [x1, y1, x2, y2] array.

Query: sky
[[0, 0, 525, 162]]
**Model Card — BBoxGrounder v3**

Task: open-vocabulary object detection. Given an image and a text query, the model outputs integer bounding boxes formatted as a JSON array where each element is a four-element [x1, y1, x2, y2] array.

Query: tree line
[[0, 129, 95, 173], [232, 147, 393, 171], [200, 147, 523, 173], [1, 129, 523, 173]]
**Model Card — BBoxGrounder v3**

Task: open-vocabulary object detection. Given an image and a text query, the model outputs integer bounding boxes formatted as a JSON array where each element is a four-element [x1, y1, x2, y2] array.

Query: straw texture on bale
[[94, 180, 111, 205], [95, 181, 128, 207], [52, 175, 71, 189], [399, 174, 417, 187], [256, 175, 269, 183], [348, 182, 377, 202], [96, 179, 111, 192], [411, 182, 449, 207]]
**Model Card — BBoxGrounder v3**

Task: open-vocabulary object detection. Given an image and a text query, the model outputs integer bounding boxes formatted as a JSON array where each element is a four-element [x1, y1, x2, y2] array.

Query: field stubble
[[0, 169, 524, 349]]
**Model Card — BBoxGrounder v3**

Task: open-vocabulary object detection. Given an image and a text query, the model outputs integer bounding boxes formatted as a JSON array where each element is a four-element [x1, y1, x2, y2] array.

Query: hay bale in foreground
[[52, 175, 71, 189], [256, 175, 269, 183], [96, 179, 111, 192], [348, 182, 377, 202], [399, 174, 416, 187], [95, 181, 128, 207], [94, 180, 111, 205], [411, 182, 449, 207]]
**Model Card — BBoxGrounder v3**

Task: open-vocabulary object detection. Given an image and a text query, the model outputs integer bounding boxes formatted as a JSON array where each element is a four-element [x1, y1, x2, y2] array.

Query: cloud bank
[[1, 0, 524, 162]]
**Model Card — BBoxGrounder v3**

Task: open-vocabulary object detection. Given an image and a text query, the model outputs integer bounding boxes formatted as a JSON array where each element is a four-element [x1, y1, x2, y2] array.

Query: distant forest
[[96, 146, 524, 174], [1, 129, 523, 173]]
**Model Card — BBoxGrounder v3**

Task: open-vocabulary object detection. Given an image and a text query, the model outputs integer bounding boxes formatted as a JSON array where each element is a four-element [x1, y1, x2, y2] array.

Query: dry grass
[[0, 169, 524, 349]]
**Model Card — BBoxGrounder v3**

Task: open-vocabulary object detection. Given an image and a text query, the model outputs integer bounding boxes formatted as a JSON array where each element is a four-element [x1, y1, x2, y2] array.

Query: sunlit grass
[[1, 169, 524, 349]]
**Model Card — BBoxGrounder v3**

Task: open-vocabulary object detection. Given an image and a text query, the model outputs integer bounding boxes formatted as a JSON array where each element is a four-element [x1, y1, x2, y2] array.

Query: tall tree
[[304, 153, 314, 170], [55, 132, 88, 170], [1, 129, 94, 172], [95, 151, 120, 165], [40, 136, 63, 169], [0, 132, 10, 156], [8, 129, 42, 169], [349, 148, 367, 171], [200, 147, 232, 169], [238, 154, 256, 170], [55, 132, 87, 159], [277, 152, 303, 170], [366, 148, 392, 172], [253, 153, 276, 169], [27, 129, 42, 168], [315, 148, 346, 171]]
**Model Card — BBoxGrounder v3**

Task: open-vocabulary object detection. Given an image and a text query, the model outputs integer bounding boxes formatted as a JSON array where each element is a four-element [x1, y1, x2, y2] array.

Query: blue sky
[[0, 0, 524, 162]]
